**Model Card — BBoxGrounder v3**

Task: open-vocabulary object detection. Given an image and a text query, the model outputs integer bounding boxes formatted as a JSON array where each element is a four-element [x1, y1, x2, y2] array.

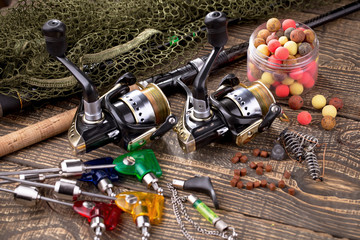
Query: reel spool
[[118, 83, 170, 125], [221, 81, 278, 145]]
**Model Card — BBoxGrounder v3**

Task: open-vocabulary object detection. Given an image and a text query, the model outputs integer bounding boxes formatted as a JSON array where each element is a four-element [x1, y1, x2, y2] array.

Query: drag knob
[[42, 19, 67, 57], [204, 11, 228, 48]]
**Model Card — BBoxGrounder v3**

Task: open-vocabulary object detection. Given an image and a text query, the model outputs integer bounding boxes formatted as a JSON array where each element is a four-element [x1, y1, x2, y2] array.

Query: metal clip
[[235, 119, 262, 145]]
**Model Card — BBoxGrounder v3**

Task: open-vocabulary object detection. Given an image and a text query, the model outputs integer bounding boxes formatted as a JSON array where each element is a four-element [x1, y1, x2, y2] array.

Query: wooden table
[[0, 1, 359, 239]]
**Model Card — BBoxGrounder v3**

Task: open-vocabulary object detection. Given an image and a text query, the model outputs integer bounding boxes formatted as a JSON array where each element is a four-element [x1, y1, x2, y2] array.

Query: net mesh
[[0, 0, 331, 101]]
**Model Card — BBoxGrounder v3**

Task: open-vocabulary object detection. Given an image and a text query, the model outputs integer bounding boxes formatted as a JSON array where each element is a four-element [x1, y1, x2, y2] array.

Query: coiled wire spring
[[280, 128, 323, 181]]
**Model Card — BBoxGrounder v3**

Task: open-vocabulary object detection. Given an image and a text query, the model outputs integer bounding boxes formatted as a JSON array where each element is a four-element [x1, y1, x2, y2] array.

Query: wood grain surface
[[0, 1, 359, 239]]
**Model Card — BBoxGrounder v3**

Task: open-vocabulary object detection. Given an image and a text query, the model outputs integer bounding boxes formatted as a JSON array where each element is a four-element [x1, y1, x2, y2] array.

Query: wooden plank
[[0, 1, 359, 239]]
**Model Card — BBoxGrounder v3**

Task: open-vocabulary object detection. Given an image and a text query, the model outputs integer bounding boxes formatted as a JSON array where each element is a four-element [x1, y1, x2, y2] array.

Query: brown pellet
[[236, 181, 244, 189], [233, 175, 240, 181], [257, 162, 264, 168], [260, 151, 269, 158], [240, 155, 248, 163], [240, 168, 247, 177], [288, 188, 296, 196], [234, 169, 241, 176], [254, 181, 260, 188], [284, 171, 291, 179], [269, 183, 276, 191], [249, 162, 257, 169], [278, 180, 285, 188], [231, 156, 239, 164], [265, 164, 272, 172], [235, 152, 242, 158], [252, 148, 261, 157], [256, 167, 263, 175], [230, 178, 239, 187], [246, 182, 254, 190], [260, 179, 268, 187]]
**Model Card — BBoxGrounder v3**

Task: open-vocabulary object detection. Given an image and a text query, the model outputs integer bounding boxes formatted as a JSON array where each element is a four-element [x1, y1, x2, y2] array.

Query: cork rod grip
[[0, 108, 76, 157]]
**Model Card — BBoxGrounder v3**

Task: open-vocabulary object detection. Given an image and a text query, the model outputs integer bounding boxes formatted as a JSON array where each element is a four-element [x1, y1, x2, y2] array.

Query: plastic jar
[[247, 20, 319, 98]]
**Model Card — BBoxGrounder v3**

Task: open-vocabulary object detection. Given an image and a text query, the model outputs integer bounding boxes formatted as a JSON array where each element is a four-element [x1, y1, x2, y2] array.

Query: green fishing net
[[0, 0, 328, 102]]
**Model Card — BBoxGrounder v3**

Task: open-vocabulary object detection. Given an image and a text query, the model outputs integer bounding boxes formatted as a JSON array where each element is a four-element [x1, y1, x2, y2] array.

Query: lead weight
[[54, 179, 82, 201], [14, 185, 40, 207]]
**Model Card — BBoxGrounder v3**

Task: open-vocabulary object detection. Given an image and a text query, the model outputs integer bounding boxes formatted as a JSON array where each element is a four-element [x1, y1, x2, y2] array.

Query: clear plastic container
[[247, 20, 319, 98]]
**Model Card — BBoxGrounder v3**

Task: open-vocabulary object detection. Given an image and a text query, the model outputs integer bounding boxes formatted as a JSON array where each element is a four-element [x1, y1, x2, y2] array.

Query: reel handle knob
[[42, 19, 67, 57], [204, 11, 228, 48]]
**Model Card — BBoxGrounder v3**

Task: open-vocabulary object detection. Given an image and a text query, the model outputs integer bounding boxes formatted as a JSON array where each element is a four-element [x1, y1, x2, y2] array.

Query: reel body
[[42, 19, 176, 154], [68, 79, 176, 154], [175, 79, 281, 152]]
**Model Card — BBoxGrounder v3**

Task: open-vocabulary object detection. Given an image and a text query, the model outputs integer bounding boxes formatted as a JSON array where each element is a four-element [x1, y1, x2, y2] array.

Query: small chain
[[167, 183, 238, 240]]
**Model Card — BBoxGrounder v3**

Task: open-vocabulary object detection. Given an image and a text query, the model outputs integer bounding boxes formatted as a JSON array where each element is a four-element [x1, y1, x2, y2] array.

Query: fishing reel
[[42, 20, 176, 154], [174, 11, 283, 152]]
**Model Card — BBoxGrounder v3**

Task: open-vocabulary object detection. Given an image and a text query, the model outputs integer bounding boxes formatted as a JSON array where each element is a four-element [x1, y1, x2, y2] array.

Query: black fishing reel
[[42, 20, 176, 154], [174, 11, 283, 152]]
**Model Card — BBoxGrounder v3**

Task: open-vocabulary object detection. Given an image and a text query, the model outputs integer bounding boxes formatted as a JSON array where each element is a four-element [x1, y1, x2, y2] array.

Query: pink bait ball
[[289, 68, 303, 80], [247, 70, 257, 82], [275, 84, 290, 98], [282, 19, 297, 31], [306, 61, 318, 75], [297, 111, 312, 125], [268, 39, 281, 53], [298, 72, 311, 85], [274, 47, 289, 60], [300, 72, 315, 88], [268, 55, 282, 66]]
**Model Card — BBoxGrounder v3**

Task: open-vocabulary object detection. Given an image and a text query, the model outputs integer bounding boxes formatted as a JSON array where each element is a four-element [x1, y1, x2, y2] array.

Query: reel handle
[[42, 19, 67, 57], [192, 11, 228, 119], [204, 11, 228, 48], [42, 19, 102, 121]]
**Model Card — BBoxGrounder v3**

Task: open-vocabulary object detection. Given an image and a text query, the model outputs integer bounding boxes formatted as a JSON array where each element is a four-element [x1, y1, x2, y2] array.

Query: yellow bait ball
[[322, 105, 337, 118], [311, 94, 326, 109], [282, 77, 294, 85], [279, 36, 288, 46], [261, 72, 275, 85], [284, 41, 297, 55], [257, 44, 270, 56], [289, 82, 303, 95]]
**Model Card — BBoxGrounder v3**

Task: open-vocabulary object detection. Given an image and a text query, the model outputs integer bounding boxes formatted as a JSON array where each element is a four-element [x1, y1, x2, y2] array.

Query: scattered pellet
[[257, 162, 264, 168], [260, 179, 268, 187], [269, 183, 276, 191], [278, 180, 285, 188], [234, 169, 241, 176], [236, 181, 244, 189], [284, 171, 291, 179], [230, 178, 239, 187], [254, 181, 260, 188], [231, 156, 239, 164], [252, 149, 261, 157], [235, 152, 242, 158], [240, 168, 247, 177], [246, 182, 254, 190], [240, 155, 248, 163], [288, 188, 296, 196], [249, 162, 257, 169], [265, 164, 272, 172], [260, 151, 269, 158], [256, 167, 263, 175], [233, 175, 240, 181]]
